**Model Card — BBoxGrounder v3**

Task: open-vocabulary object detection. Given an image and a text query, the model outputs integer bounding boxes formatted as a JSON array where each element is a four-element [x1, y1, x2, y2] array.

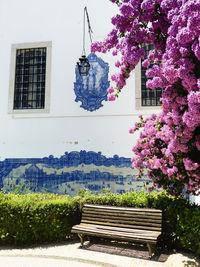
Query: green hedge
[[0, 191, 199, 256], [0, 193, 81, 245]]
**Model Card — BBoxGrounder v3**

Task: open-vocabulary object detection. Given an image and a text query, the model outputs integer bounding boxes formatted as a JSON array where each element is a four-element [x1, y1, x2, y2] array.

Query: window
[[14, 48, 46, 109], [135, 44, 163, 110], [141, 44, 162, 106], [8, 42, 52, 113]]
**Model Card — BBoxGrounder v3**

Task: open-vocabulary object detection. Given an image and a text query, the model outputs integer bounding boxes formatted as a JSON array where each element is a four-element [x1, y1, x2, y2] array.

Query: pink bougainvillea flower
[[91, 0, 200, 196]]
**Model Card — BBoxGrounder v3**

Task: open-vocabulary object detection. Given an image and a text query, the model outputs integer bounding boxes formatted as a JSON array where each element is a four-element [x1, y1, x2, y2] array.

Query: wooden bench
[[71, 204, 162, 258]]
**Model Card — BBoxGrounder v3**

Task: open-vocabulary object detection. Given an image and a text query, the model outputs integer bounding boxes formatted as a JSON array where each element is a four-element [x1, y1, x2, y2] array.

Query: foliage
[[0, 192, 81, 245], [175, 205, 200, 256], [1, 182, 32, 194], [0, 191, 199, 256], [91, 0, 200, 196]]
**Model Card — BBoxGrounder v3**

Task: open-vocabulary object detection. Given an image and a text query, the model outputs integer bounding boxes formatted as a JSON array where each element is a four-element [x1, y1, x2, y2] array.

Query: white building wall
[[0, 0, 153, 160]]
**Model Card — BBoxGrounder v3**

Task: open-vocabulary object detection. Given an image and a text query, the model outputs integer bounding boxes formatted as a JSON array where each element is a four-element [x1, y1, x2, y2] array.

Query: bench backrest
[[81, 204, 162, 232]]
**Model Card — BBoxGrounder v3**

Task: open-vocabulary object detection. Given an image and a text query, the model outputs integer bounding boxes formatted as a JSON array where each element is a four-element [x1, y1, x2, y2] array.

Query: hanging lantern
[[77, 7, 93, 76], [77, 55, 90, 76]]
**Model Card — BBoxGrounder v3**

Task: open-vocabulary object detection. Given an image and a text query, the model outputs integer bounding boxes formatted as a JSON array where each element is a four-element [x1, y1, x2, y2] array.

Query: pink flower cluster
[[91, 0, 200, 196]]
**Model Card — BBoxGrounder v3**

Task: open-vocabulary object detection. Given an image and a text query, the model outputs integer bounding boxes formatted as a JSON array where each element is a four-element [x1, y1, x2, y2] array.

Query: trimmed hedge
[[0, 193, 81, 245], [0, 191, 199, 257]]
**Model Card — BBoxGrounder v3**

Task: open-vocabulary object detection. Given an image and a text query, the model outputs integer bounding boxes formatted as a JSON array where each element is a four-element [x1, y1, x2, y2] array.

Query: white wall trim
[[8, 41, 52, 114]]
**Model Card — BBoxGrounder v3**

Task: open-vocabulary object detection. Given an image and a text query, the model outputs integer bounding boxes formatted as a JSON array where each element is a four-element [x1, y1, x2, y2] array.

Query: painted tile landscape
[[0, 151, 150, 196]]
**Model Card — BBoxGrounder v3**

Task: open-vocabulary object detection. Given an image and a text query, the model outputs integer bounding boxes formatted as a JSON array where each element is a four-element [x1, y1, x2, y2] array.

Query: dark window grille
[[14, 47, 46, 109], [141, 44, 162, 106]]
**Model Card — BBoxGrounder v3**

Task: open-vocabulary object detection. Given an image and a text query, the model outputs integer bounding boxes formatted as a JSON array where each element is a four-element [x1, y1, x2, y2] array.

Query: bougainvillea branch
[[91, 0, 200, 196]]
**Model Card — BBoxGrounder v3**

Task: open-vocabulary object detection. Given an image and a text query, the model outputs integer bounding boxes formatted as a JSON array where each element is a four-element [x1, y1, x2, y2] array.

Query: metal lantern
[[77, 7, 93, 76], [77, 55, 90, 76]]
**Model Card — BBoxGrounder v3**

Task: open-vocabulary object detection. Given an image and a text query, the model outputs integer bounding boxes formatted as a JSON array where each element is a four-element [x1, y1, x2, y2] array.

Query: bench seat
[[72, 223, 160, 243]]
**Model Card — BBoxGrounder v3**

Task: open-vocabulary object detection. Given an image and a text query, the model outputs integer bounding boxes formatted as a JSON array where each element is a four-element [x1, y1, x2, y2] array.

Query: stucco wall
[[0, 0, 144, 160]]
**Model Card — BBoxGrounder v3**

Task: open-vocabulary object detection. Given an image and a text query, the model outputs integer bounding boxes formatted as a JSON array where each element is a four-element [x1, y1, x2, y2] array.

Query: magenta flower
[[107, 94, 116, 101], [183, 158, 199, 171], [107, 86, 115, 93], [142, 59, 150, 68]]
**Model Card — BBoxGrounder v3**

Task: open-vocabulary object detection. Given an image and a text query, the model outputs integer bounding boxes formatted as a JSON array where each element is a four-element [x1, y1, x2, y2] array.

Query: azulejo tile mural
[[0, 151, 151, 196], [74, 53, 110, 112]]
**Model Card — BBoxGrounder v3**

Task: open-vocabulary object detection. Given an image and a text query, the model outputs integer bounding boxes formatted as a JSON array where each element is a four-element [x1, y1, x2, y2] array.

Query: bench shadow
[[80, 238, 172, 262]]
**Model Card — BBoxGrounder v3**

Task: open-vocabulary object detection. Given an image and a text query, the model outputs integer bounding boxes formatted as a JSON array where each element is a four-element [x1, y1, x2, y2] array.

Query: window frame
[[135, 63, 163, 111], [135, 45, 163, 110], [8, 41, 52, 114]]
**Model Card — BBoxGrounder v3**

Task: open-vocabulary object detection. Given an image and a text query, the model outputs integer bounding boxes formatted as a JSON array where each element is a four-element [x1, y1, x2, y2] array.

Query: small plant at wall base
[[91, 0, 200, 196]]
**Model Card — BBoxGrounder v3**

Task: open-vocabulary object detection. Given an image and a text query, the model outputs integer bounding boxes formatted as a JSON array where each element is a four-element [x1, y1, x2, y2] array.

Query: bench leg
[[147, 243, 152, 259], [78, 234, 84, 247]]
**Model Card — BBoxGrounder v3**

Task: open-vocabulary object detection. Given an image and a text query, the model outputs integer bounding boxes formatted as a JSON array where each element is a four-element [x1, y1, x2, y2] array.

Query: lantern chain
[[82, 6, 93, 56]]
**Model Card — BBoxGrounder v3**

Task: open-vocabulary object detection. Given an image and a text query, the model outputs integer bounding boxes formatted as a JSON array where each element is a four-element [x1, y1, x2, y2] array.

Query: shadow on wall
[[0, 151, 151, 196]]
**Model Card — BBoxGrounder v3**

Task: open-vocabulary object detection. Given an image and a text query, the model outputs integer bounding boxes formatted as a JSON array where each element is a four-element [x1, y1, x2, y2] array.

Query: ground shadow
[[81, 238, 172, 262], [183, 261, 200, 267], [0, 239, 77, 250], [182, 252, 200, 267]]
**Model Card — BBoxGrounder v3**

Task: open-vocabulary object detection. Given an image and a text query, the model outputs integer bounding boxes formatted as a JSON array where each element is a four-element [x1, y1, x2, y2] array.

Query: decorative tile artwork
[[0, 151, 151, 196], [74, 54, 110, 112]]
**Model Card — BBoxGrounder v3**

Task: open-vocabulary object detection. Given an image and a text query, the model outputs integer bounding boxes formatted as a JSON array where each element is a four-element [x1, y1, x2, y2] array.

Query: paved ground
[[0, 240, 199, 267]]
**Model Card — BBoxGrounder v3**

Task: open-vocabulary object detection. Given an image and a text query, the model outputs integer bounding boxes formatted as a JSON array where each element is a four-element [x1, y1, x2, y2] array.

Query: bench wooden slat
[[82, 215, 162, 228], [82, 209, 162, 220], [72, 225, 159, 243], [79, 223, 161, 236], [82, 214, 161, 224], [84, 204, 162, 213], [72, 229, 158, 242], [72, 224, 160, 239], [72, 227, 158, 240], [83, 208, 161, 217], [81, 219, 162, 231]]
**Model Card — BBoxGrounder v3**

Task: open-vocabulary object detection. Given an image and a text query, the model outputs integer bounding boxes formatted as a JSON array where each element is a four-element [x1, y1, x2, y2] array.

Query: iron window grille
[[13, 47, 46, 109], [141, 44, 163, 106]]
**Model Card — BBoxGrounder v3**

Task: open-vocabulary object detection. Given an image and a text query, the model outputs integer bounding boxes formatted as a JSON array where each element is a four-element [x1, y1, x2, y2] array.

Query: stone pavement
[[0, 240, 199, 267]]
